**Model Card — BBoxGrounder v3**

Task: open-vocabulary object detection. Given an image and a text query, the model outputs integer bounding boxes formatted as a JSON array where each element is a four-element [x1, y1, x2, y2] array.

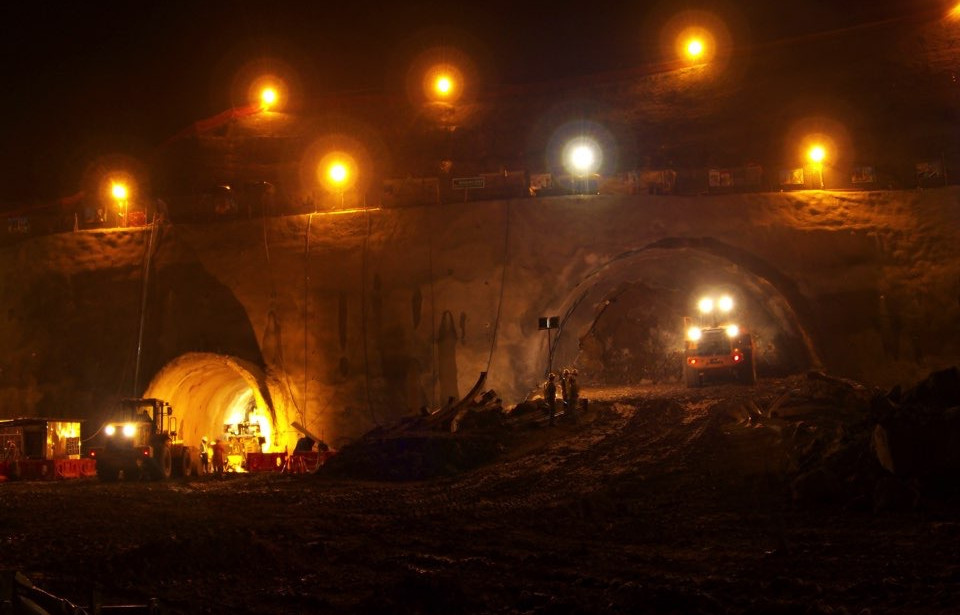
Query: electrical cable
[[485, 201, 511, 374], [360, 209, 379, 425], [262, 206, 304, 428], [303, 213, 313, 427], [426, 204, 438, 407]]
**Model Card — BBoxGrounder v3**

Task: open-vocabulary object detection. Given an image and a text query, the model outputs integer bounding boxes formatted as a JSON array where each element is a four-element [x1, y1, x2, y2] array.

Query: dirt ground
[[3, 377, 960, 614]]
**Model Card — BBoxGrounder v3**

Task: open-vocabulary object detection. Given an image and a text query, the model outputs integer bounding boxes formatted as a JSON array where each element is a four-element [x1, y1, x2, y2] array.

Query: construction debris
[[870, 366, 960, 478], [321, 373, 509, 481]]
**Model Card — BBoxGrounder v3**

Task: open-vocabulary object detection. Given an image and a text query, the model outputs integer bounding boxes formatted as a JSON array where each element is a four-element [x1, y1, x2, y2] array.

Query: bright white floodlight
[[563, 138, 601, 176]]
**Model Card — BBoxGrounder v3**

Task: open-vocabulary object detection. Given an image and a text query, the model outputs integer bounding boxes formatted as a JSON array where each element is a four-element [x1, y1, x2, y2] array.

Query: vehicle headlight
[[122, 424, 136, 438], [697, 297, 714, 314], [687, 326, 703, 341], [718, 295, 734, 313], [104, 424, 116, 436], [726, 324, 739, 338]]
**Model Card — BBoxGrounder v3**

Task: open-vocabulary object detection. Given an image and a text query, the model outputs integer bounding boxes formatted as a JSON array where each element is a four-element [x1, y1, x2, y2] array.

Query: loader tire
[[155, 444, 172, 480], [180, 450, 193, 478]]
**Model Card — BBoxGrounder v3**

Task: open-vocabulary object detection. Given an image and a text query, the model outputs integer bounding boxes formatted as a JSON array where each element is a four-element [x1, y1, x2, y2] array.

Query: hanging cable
[[303, 213, 313, 427], [262, 203, 304, 427], [132, 213, 163, 395], [426, 207, 438, 407], [485, 201, 511, 373], [360, 209, 379, 425]]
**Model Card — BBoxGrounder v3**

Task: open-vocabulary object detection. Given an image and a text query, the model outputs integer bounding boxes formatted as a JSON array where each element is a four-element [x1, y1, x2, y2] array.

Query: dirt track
[[3, 379, 959, 614]]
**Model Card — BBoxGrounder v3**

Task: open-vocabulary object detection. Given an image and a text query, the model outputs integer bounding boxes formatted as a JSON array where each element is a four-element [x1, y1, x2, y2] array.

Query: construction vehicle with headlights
[[88, 398, 199, 481], [683, 294, 756, 387]]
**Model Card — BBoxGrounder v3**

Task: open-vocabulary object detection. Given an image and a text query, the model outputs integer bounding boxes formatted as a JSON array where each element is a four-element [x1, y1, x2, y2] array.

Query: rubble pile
[[320, 385, 509, 481], [733, 368, 960, 511], [869, 366, 960, 483]]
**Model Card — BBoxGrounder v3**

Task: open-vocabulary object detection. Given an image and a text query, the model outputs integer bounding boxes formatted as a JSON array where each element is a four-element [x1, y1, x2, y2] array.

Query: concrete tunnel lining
[[543, 240, 822, 380], [142, 352, 297, 453]]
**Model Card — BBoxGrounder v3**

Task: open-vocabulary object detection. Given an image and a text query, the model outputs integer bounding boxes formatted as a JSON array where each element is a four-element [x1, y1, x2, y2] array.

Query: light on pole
[[808, 145, 826, 189], [329, 162, 348, 208], [425, 64, 462, 103], [111, 182, 129, 227], [563, 138, 601, 194], [260, 87, 278, 110], [319, 158, 353, 209], [684, 37, 705, 61], [434, 75, 453, 98], [538, 315, 560, 376]]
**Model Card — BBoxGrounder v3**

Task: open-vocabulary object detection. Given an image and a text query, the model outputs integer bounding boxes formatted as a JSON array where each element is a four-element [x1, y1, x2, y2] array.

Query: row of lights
[[112, 7, 901, 225]]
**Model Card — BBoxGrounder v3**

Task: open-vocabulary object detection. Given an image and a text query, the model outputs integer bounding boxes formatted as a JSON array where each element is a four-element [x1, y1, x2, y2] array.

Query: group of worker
[[543, 368, 580, 426], [199, 436, 226, 477]]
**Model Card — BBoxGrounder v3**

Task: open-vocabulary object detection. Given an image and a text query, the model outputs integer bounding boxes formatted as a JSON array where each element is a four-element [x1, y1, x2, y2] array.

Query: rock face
[[0, 189, 959, 448]]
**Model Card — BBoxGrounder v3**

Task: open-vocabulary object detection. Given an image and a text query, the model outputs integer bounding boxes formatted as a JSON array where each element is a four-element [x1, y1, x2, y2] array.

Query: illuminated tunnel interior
[[550, 241, 819, 384], [142, 352, 298, 460]]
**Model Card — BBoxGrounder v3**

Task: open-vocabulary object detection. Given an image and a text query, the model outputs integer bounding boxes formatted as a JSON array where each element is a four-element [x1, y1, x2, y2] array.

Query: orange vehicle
[[683, 294, 757, 387]]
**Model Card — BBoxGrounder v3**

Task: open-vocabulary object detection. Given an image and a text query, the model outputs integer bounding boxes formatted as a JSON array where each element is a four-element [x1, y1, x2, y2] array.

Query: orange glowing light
[[950, 3, 960, 20], [808, 145, 826, 163], [424, 63, 463, 103], [685, 38, 705, 59], [111, 183, 128, 201], [260, 87, 278, 109], [328, 162, 348, 185], [675, 25, 715, 64], [435, 75, 453, 96]]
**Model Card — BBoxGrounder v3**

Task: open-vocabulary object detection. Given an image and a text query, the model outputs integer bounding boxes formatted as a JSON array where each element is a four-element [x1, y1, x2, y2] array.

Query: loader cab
[[102, 398, 177, 450]]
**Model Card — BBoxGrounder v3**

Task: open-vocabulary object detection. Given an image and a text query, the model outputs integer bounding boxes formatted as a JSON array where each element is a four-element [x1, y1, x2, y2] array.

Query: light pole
[[111, 182, 129, 227], [564, 138, 601, 194], [327, 161, 349, 209], [539, 315, 560, 376], [808, 145, 826, 189]]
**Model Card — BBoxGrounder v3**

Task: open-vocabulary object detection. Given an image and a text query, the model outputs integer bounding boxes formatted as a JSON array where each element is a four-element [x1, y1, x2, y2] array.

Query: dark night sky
[[0, 0, 941, 203]]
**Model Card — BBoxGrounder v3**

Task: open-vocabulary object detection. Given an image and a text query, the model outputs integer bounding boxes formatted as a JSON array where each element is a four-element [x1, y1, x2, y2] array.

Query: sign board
[[851, 166, 876, 184], [779, 168, 805, 186], [65, 437, 81, 457], [538, 316, 560, 330], [452, 177, 485, 190]]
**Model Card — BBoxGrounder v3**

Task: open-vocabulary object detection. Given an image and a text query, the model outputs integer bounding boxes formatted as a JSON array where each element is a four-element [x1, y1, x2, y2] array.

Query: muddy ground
[[3, 377, 960, 614]]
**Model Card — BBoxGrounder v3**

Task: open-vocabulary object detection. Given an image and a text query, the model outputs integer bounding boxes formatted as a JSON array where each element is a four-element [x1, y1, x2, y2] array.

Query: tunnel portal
[[548, 242, 820, 384], [143, 352, 299, 458]]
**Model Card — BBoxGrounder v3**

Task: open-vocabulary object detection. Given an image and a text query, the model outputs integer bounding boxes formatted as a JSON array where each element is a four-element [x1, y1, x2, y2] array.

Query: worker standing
[[4, 440, 21, 481], [560, 368, 570, 409], [199, 436, 210, 475], [544, 373, 558, 426], [211, 438, 226, 478]]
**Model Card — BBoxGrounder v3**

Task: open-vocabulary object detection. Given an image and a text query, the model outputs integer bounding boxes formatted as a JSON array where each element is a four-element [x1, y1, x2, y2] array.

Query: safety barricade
[[0, 459, 97, 481], [54, 458, 97, 479], [245, 451, 288, 472]]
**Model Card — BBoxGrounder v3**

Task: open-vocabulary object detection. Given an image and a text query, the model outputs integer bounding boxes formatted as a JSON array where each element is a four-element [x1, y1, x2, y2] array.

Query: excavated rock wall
[[0, 188, 958, 445]]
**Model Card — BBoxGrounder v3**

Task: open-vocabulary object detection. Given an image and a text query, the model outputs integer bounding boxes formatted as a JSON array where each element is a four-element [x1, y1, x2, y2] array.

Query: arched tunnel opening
[[548, 242, 820, 386], [142, 352, 299, 469]]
